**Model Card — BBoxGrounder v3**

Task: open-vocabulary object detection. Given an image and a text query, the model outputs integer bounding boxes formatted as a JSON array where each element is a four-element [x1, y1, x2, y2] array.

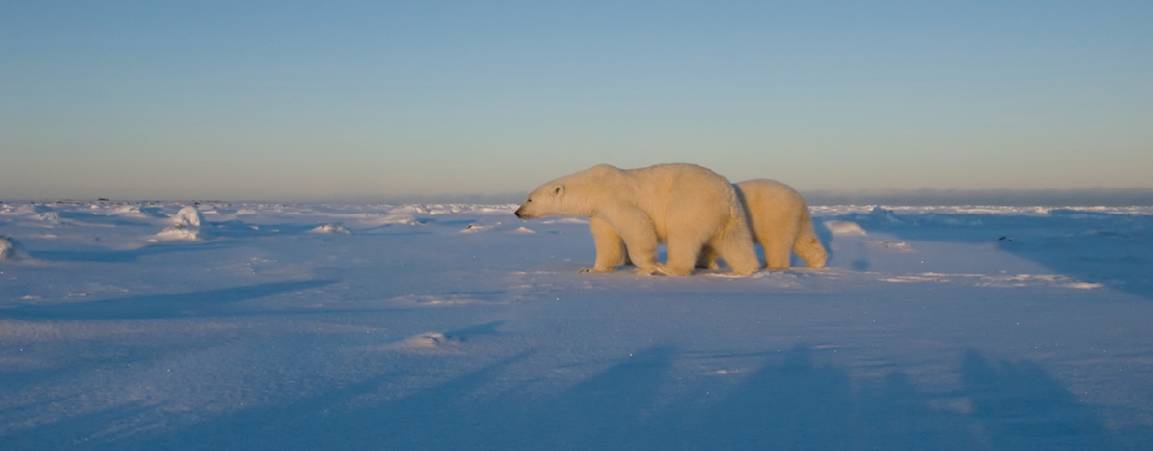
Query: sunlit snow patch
[[391, 331, 460, 351], [512, 226, 536, 234], [824, 220, 868, 237], [880, 272, 1105, 290], [153, 225, 201, 241], [310, 223, 351, 235], [111, 205, 147, 218]]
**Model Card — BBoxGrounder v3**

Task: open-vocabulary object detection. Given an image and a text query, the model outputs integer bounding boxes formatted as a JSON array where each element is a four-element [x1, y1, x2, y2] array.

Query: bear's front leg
[[603, 207, 661, 276], [582, 216, 628, 273]]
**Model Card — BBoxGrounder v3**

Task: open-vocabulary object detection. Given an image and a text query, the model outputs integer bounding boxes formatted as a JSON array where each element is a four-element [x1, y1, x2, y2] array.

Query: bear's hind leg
[[760, 217, 800, 270], [664, 230, 708, 276], [792, 211, 827, 268], [711, 226, 760, 276]]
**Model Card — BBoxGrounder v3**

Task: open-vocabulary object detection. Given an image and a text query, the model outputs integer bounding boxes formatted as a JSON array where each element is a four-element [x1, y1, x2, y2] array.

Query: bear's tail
[[792, 208, 828, 268]]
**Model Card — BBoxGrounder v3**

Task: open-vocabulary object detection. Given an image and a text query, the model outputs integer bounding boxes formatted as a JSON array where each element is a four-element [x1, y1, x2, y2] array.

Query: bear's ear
[[553, 185, 564, 196]]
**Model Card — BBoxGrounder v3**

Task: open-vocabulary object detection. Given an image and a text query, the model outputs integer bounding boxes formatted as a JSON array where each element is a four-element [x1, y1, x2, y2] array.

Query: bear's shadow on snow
[[0, 280, 337, 320], [54, 210, 159, 227], [31, 241, 232, 263], [208, 220, 321, 238], [18, 345, 1147, 451], [844, 211, 1153, 300]]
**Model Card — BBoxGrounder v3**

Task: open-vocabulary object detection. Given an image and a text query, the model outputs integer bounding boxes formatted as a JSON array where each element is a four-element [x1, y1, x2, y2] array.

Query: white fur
[[703, 179, 827, 269], [515, 163, 759, 276]]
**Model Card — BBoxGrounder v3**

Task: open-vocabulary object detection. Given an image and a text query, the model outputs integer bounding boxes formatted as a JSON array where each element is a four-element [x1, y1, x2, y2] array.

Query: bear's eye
[[527, 199, 533, 203]]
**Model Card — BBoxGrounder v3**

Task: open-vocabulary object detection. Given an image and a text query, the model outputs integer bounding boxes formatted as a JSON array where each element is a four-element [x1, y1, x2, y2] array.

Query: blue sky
[[2, 1, 1151, 200]]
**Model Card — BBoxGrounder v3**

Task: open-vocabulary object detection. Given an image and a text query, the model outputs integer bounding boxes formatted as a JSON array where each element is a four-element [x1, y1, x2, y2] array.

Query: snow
[[824, 219, 868, 236], [0, 235, 29, 261], [310, 224, 351, 235], [151, 206, 206, 241], [152, 225, 201, 242], [2, 201, 1153, 450], [171, 206, 203, 228]]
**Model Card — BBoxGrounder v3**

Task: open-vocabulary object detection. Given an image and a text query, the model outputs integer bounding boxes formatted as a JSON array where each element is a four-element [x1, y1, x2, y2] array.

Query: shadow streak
[[1, 280, 337, 320], [5, 346, 1148, 451]]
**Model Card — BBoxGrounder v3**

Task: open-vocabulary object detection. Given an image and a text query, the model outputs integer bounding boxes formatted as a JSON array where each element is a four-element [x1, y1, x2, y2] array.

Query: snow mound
[[310, 223, 351, 235], [154, 206, 205, 241], [459, 224, 492, 234], [0, 235, 29, 261], [112, 205, 147, 217], [154, 225, 201, 241], [825, 220, 868, 237], [393, 331, 460, 351], [172, 206, 203, 228], [869, 206, 905, 223], [37, 211, 62, 225], [512, 226, 536, 234]]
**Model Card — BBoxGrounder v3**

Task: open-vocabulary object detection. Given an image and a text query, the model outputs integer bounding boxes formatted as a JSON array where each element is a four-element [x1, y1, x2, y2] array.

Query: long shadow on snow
[[841, 211, 1153, 300], [9, 346, 1146, 451], [114, 352, 533, 451], [0, 280, 336, 320]]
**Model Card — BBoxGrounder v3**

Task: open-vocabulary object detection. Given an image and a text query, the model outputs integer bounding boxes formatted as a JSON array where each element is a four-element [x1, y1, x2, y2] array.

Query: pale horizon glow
[[2, 1, 1151, 201]]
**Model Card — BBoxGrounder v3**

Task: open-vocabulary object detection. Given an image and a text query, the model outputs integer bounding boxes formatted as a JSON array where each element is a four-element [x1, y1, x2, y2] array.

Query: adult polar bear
[[513, 163, 759, 276]]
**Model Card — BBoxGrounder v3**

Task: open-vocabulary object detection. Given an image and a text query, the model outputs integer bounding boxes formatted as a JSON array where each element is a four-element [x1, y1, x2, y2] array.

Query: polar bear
[[514, 163, 759, 276], [701, 179, 827, 269]]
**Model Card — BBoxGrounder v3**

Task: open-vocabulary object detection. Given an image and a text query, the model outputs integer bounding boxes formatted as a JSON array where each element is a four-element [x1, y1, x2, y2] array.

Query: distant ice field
[[2, 200, 1153, 450]]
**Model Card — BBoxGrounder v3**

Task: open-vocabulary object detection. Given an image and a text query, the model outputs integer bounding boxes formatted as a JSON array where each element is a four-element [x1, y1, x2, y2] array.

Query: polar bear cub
[[701, 179, 827, 269], [514, 163, 759, 276]]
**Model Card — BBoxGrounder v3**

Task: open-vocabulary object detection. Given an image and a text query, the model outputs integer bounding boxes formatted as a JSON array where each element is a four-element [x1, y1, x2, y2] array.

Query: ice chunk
[[172, 206, 203, 228], [0, 235, 29, 261], [154, 206, 205, 241]]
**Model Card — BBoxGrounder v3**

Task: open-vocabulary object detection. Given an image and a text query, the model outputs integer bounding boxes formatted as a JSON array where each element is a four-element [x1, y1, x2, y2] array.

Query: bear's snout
[[514, 207, 525, 218]]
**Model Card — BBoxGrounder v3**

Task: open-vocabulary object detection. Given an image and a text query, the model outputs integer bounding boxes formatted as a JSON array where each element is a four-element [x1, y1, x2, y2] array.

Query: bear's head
[[514, 183, 567, 219], [514, 164, 618, 219]]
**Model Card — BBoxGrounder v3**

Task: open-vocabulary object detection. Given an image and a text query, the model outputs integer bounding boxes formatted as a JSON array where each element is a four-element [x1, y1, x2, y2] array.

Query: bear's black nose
[[514, 208, 524, 218]]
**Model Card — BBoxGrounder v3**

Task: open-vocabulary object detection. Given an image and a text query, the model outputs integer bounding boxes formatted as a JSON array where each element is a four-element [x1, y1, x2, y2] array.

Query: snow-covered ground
[[2, 200, 1152, 450]]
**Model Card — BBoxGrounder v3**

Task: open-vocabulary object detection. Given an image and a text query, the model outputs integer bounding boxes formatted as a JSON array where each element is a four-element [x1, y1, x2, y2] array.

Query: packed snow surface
[[2, 201, 1153, 450]]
